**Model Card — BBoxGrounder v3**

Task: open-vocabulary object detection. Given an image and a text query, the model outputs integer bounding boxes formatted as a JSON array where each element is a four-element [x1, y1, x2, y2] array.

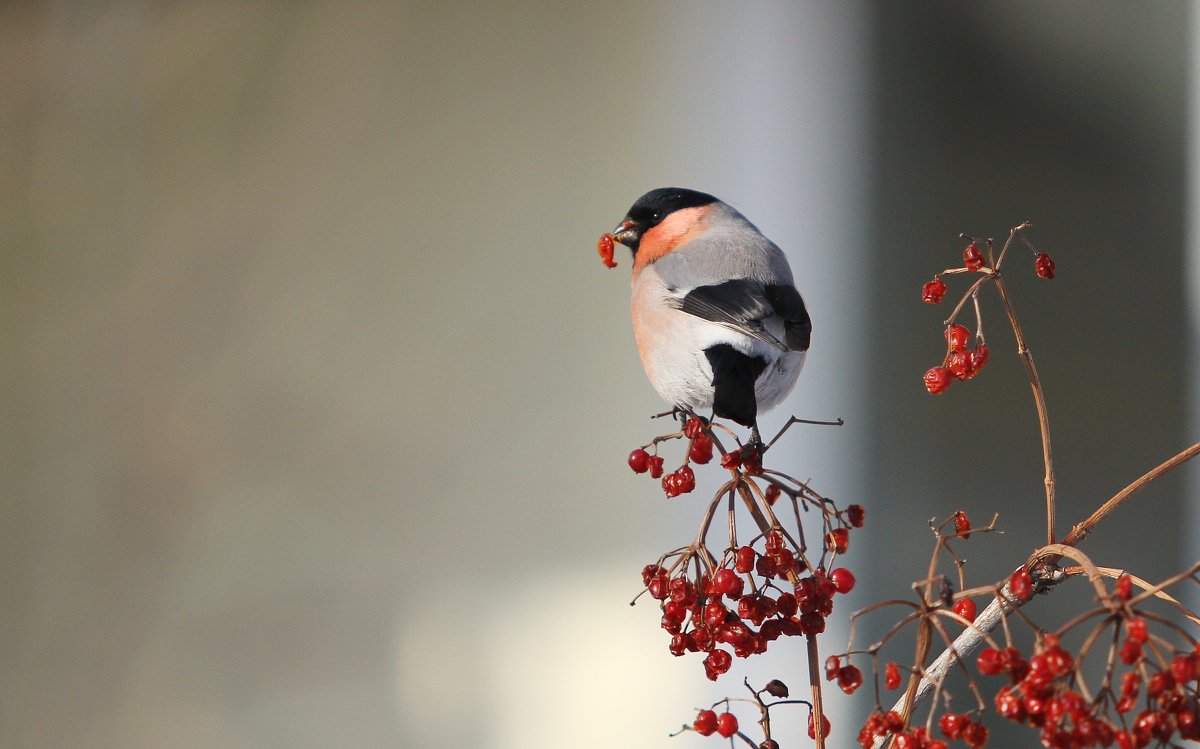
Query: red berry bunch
[[976, 626, 1200, 749], [626, 418, 715, 497], [692, 709, 739, 738], [641, 523, 859, 680], [924, 325, 990, 394]]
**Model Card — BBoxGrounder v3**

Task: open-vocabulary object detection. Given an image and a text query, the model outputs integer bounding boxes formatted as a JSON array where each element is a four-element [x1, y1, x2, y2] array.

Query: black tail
[[705, 344, 767, 428]]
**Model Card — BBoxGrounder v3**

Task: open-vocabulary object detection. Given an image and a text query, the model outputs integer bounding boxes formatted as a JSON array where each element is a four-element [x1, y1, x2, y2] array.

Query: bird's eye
[[652, 211, 662, 221]]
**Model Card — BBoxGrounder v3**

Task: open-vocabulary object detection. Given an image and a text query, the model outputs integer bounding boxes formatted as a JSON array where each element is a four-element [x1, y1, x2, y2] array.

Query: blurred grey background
[[2, 2, 1196, 748]]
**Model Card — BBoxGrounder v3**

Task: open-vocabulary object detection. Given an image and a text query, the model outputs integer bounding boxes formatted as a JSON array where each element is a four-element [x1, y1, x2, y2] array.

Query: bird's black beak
[[611, 219, 642, 249]]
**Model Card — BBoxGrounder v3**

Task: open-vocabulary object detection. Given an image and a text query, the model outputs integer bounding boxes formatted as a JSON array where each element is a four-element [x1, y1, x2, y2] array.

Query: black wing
[[673, 279, 811, 352], [765, 283, 811, 352]]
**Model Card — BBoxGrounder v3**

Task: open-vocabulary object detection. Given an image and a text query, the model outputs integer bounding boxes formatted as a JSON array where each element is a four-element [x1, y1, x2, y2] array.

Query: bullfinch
[[610, 187, 811, 446]]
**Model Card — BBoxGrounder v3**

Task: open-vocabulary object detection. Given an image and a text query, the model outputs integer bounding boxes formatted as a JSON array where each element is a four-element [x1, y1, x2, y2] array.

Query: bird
[[609, 187, 811, 447]]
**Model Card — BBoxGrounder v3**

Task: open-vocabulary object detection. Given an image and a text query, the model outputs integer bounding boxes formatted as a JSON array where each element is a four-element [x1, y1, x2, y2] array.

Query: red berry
[[597, 232, 617, 268], [741, 448, 763, 475], [939, 712, 968, 740], [764, 483, 781, 506], [825, 655, 841, 681], [826, 527, 850, 554], [830, 567, 856, 594], [808, 712, 830, 740], [716, 712, 739, 738], [837, 664, 864, 695], [923, 277, 948, 304], [946, 350, 971, 380], [735, 546, 756, 574], [694, 709, 718, 736], [962, 720, 989, 748], [1115, 573, 1133, 601], [720, 449, 741, 469], [924, 366, 952, 394], [1171, 652, 1198, 683], [963, 242, 985, 271], [846, 503, 866, 527], [885, 662, 901, 690], [647, 455, 665, 478], [1035, 252, 1055, 279], [1126, 617, 1148, 643], [945, 324, 971, 353], [689, 433, 713, 464], [676, 465, 696, 493], [953, 510, 971, 538], [1009, 568, 1033, 602], [628, 448, 650, 473], [703, 648, 732, 680], [967, 345, 989, 376], [977, 647, 1005, 676], [953, 598, 977, 622], [684, 416, 704, 439], [1119, 637, 1143, 664], [714, 568, 742, 598]]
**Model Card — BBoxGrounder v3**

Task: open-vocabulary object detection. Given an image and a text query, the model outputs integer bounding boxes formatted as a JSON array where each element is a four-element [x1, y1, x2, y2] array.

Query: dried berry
[[923, 277, 948, 304], [597, 232, 617, 268]]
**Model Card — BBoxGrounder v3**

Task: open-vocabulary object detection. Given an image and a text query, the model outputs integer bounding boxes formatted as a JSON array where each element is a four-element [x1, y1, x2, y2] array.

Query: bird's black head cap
[[613, 187, 719, 252]]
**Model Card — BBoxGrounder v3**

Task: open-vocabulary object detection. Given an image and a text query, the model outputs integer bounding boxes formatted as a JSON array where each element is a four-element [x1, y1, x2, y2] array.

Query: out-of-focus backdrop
[[2, 3, 1197, 748]]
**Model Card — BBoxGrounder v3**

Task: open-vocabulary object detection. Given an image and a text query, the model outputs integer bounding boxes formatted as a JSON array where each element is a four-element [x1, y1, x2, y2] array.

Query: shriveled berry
[[885, 661, 901, 689], [924, 366, 952, 394], [764, 679, 789, 698], [923, 277, 948, 304], [967, 345, 989, 377], [808, 712, 830, 740], [764, 483, 781, 506], [1115, 573, 1133, 601], [714, 568, 741, 597], [945, 324, 971, 353], [1171, 651, 1198, 683], [962, 719, 988, 748], [1035, 252, 1055, 279], [734, 546, 756, 574], [689, 433, 713, 464], [953, 510, 971, 538], [846, 503, 866, 527], [1009, 568, 1034, 602], [940, 712, 968, 740], [675, 465, 696, 493], [1126, 617, 1148, 644], [977, 647, 1005, 676], [826, 527, 850, 554], [830, 567, 856, 594], [694, 709, 718, 736], [1119, 637, 1142, 664], [647, 455, 665, 479], [963, 242, 985, 271], [716, 712, 739, 738], [683, 416, 703, 439], [720, 449, 741, 469], [597, 232, 617, 268], [630, 449, 654, 474], [947, 350, 971, 380], [703, 648, 732, 680], [953, 598, 977, 622], [837, 664, 864, 694]]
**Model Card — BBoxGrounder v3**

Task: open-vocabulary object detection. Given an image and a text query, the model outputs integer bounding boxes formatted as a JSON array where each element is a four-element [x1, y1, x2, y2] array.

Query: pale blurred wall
[[1, 3, 870, 748]]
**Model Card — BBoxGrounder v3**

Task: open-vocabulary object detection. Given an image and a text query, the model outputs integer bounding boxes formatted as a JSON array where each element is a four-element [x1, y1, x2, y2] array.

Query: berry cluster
[[627, 417, 717, 497], [974, 594, 1200, 749], [857, 709, 989, 749], [641, 519, 861, 681], [923, 323, 990, 395], [920, 235, 1055, 395], [692, 708, 738, 738]]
